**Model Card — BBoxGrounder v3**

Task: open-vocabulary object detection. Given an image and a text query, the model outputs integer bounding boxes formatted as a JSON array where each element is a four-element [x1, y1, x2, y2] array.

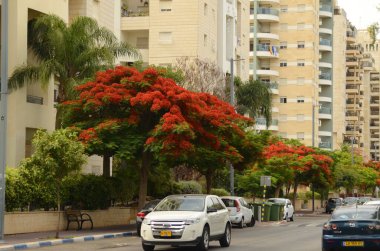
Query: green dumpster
[[259, 202, 272, 222], [270, 203, 281, 221], [250, 203, 261, 221]]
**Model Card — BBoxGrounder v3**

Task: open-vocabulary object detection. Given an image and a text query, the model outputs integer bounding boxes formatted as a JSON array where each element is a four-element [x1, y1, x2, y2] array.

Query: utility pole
[[229, 58, 235, 196], [0, 0, 9, 242]]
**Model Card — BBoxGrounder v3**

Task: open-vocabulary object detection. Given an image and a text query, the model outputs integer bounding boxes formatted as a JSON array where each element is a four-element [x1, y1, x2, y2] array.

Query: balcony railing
[[319, 5, 332, 12], [121, 6, 149, 17], [363, 62, 373, 67], [319, 72, 331, 80], [346, 57, 357, 62], [346, 84, 358, 90], [266, 82, 278, 89], [27, 95, 43, 105], [346, 111, 358, 116], [319, 107, 331, 114], [319, 39, 332, 46], [256, 118, 278, 126], [257, 44, 279, 53], [347, 31, 355, 38], [257, 8, 279, 16], [319, 142, 331, 148]]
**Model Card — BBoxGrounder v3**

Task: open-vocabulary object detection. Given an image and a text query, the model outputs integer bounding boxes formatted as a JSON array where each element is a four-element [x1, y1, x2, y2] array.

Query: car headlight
[[143, 218, 151, 225], [185, 218, 201, 225]]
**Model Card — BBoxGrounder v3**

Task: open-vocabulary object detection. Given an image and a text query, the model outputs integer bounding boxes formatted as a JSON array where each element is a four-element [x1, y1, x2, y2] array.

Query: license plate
[[160, 230, 172, 237], [343, 241, 364, 247]]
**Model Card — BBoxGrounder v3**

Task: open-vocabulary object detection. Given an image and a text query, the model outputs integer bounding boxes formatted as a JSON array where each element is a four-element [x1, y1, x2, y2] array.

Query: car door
[[206, 197, 218, 236], [239, 198, 252, 223], [286, 199, 294, 217], [211, 197, 226, 234]]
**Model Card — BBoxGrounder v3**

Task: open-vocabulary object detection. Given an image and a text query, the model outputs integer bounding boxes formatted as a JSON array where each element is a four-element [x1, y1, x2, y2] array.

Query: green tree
[[235, 79, 272, 126], [20, 129, 86, 238], [8, 14, 139, 129]]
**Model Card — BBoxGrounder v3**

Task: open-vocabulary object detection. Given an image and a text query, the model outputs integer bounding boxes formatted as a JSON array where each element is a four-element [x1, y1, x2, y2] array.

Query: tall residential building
[[120, 0, 250, 80], [250, 0, 334, 149]]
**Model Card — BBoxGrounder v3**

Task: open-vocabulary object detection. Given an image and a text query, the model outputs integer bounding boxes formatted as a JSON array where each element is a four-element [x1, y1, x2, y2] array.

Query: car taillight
[[234, 200, 240, 212], [368, 224, 380, 230], [323, 223, 337, 230], [137, 212, 146, 218]]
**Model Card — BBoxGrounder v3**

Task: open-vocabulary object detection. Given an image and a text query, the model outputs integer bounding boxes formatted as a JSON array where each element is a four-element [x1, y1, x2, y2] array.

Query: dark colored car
[[322, 205, 380, 251], [325, 198, 343, 214], [136, 199, 161, 236]]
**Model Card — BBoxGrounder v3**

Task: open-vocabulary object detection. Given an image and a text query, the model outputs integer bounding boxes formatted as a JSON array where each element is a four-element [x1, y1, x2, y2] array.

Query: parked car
[[322, 205, 380, 251], [358, 197, 373, 205], [364, 199, 380, 206], [221, 196, 255, 228], [325, 198, 343, 214], [140, 194, 231, 251], [343, 197, 359, 205], [136, 199, 161, 236], [267, 198, 294, 221]]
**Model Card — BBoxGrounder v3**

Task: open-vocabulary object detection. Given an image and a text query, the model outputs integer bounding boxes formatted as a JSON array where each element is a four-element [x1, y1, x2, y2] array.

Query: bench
[[65, 209, 93, 230]]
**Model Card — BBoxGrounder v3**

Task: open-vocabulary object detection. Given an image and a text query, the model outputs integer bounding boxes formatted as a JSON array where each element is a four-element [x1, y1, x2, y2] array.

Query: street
[[37, 216, 329, 251]]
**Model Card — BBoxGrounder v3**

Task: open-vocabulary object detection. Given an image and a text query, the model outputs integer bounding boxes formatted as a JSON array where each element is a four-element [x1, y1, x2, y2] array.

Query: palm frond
[[8, 63, 53, 91]]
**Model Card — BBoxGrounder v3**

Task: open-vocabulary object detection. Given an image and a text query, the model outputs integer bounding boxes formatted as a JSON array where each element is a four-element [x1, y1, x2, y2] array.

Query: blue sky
[[337, 0, 380, 29]]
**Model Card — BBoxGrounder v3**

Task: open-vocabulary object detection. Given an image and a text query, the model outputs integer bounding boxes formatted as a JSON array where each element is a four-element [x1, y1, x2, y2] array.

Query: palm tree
[[9, 14, 139, 129], [235, 79, 272, 127]]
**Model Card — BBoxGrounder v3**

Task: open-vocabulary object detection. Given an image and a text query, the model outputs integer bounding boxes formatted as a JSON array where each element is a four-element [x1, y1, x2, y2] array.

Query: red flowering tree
[[63, 66, 253, 209], [263, 141, 333, 204]]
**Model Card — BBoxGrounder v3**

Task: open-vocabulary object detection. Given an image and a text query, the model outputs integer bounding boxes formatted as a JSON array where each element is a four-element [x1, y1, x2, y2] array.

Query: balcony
[[319, 96, 332, 102], [319, 131, 332, 137], [319, 39, 332, 51], [363, 61, 373, 71], [346, 31, 355, 43], [319, 27, 333, 35], [319, 5, 333, 18], [250, 27, 279, 40], [256, 0, 280, 5], [319, 72, 332, 85], [266, 82, 279, 94], [319, 142, 332, 149], [319, 107, 332, 119], [255, 118, 279, 131], [346, 57, 359, 67], [252, 8, 280, 22], [346, 84, 359, 94], [255, 69, 279, 77], [121, 3, 150, 30], [256, 44, 279, 58], [319, 62, 332, 68]]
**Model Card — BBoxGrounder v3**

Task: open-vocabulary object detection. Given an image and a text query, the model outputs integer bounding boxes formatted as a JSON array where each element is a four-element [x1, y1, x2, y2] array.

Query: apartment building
[[120, 0, 250, 80], [250, 0, 334, 149]]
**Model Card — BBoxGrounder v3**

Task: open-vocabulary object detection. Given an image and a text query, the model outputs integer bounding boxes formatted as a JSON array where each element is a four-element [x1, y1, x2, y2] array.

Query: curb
[[0, 231, 136, 251]]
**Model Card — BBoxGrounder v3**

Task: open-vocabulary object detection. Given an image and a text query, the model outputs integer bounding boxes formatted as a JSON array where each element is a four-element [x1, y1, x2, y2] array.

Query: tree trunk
[[138, 151, 152, 211], [55, 189, 61, 239], [292, 180, 298, 208], [55, 105, 63, 129], [103, 154, 111, 177], [55, 84, 66, 129], [274, 185, 281, 198], [205, 169, 213, 194]]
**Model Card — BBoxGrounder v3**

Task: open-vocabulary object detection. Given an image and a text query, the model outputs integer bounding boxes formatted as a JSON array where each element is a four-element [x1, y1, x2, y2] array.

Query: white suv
[[140, 194, 231, 251]]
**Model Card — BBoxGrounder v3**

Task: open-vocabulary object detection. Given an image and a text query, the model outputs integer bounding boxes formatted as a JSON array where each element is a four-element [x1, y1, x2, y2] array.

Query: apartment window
[[297, 41, 305, 48], [280, 60, 287, 67], [297, 78, 305, 85], [280, 41, 287, 49], [297, 59, 305, 67], [280, 97, 287, 103], [297, 132, 305, 140], [136, 37, 149, 49], [159, 32, 172, 43], [297, 4, 306, 12], [279, 114, 287, 121], [160, 0, 172, 12], [280, 23, 288, 31], [297, 114, 305, 121], [297, 23, 305, 30], [204, 3, 208, 15], [204, 34, 208, 47], [280, 5, 288, 12], [261, 79, 270, 83], [297, 96, 305, 103]]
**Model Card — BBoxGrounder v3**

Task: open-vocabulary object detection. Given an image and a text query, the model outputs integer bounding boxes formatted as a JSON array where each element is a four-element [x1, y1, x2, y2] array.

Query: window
[[280, 60, 287, 67], [160, 0, 172, 12], [297, 96, 305, 103], [280, 41, 287, 49], [297, 4, 306, 12], [297, 23, 305, 30], [280, 23, 288, 31], [280, 97, 287, 103], [297, 132, 305, 140], [297, 41, 305, 48], [280, 5, 288, 12], [297, 114, 305, 121], [204, 3, 208, 15], [159, 32, 172, 43], [297, 59, 305, 67], [204, 34, 208, 47]]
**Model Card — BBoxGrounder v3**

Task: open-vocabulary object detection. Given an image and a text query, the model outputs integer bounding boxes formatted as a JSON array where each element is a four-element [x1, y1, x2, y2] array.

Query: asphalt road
[[37, 216, 329, 251]]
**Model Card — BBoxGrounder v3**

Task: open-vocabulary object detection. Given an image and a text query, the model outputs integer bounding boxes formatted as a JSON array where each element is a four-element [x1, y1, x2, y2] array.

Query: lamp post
[[0, 0, 9, 242]]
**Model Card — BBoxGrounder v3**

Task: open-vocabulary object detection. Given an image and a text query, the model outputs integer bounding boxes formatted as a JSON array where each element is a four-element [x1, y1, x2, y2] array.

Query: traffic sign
[[260, 176, 271, 186]]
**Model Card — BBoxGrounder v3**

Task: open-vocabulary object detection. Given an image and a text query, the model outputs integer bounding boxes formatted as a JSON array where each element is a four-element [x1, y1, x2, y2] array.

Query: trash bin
[[278, 203, 285, 220], [270, 203, 281, 221], [250, 203, 261, 221], [256, 202, 272, 222]]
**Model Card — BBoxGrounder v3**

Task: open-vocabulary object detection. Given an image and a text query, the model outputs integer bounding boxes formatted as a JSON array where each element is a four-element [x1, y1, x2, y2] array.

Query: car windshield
[[221, 199, 236, 207], [154, 197, 205, 212], [344, 197, 358, 204], [332, 208, 378, 220], [268, 199, 285, 204]]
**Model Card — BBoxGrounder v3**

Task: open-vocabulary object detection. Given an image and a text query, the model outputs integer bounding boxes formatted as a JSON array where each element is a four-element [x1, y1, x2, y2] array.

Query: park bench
[[65, 209, 93, 230]]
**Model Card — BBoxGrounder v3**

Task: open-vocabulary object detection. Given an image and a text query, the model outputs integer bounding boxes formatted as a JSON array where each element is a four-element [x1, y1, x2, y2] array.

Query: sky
[[337, 0, 380, 29]]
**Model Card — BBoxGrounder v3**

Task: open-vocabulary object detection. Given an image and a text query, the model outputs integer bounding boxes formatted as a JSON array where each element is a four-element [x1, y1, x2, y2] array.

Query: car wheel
[[219, 223, 231, 247], [284, 213, 288, 221], [239, 217, 244, 228], [197, 226, 210, 251], [290, 214, 294, 222], [247, 216, 255, 227], [142, 243, 155, 251]]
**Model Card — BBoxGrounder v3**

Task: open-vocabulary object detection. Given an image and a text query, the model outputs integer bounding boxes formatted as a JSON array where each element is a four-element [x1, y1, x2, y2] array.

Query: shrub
[[210, 188, 230, 197], [173, 181, 202, 194]]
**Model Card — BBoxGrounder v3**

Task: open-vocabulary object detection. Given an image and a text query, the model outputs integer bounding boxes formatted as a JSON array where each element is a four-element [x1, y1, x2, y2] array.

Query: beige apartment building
[[2, 0, 250, 171], [250, 0, 334, 149]]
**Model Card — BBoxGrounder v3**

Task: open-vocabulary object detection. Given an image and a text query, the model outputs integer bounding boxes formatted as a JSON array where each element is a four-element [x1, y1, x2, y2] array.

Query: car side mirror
[[207, 208, 217, 213]]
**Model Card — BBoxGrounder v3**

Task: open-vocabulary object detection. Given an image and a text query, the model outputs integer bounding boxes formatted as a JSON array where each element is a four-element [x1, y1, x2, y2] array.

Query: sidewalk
[[294, 208, 326, 217], [0, 225, 137, 251]]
